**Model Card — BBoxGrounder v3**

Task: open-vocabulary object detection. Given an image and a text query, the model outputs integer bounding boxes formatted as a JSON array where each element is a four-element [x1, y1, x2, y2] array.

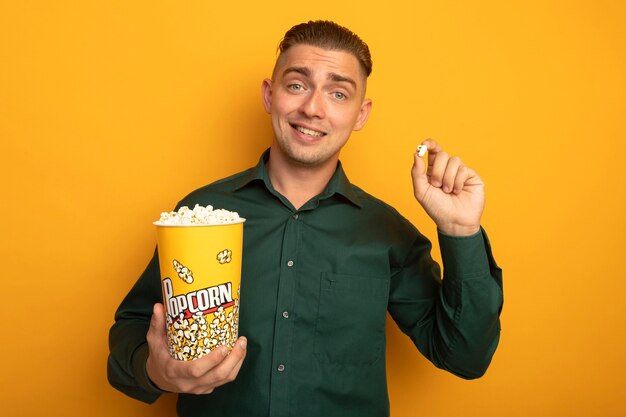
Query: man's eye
[[288, 84, 303, 91], [333, 92, 346, 100]]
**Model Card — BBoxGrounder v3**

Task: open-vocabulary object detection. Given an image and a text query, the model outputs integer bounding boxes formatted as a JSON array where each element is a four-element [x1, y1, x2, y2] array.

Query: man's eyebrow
[[283, 66, 311, 78], [329, 73, 357, 90]]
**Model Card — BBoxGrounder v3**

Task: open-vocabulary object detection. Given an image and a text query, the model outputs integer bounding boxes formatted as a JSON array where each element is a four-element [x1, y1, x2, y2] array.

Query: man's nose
[[299, 89, 325, 119]]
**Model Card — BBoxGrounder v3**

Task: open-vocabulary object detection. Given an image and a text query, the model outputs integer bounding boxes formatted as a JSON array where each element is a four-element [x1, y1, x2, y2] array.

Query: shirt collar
[[233, 148, 363, 208]]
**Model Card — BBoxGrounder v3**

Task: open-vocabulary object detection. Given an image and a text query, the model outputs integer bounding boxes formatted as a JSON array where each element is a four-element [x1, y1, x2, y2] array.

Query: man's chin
[[272, 137, 340, 168], [288, 153, 326, 167], [284, 148, 334, 168]]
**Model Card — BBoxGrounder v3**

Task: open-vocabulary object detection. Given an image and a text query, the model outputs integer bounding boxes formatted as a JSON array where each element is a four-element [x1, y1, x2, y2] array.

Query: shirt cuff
[[437, 227, 491, 278]]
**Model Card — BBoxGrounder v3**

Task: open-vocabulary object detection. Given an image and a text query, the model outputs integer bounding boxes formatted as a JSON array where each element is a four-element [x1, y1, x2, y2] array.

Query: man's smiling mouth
[[291, 124, 326, 138]]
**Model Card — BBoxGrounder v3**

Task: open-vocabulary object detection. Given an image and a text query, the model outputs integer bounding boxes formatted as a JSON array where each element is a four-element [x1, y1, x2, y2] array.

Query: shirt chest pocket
[[314, 273, 390, 366]]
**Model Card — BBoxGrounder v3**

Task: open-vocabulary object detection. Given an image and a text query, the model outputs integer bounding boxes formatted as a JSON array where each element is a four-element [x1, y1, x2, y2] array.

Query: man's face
[[262, 44, 372, 168]]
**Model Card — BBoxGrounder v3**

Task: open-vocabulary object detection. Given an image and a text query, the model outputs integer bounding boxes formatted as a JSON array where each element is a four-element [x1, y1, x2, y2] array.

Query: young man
[[108, 20, 503, 417]]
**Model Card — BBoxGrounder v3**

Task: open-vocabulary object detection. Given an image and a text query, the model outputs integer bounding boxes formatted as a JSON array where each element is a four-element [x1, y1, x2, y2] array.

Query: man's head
[[274, 20, 372, 82], [263, 21, 373, 169]]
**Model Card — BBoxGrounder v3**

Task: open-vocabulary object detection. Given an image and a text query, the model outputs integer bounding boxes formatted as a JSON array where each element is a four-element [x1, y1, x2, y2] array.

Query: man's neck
[[266, 147, 338, 210]]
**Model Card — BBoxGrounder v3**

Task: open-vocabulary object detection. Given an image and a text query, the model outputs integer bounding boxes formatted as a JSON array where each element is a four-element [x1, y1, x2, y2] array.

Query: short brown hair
[[277, 20, 373, 77]]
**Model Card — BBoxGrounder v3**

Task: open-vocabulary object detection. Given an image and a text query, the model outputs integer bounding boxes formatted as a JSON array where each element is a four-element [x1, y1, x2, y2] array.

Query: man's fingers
[[441, 156, 463, 194], [453, 165, 470, 194], [185, 337, 247, 379], [184, 345, 230, 379], [416, 140, 472, 194], [428, 150, 449, 188], [191, 337, 248, 390], [224, 338, 248, 381], [418, 139, 440, 179], [421, 139, 442, 155]]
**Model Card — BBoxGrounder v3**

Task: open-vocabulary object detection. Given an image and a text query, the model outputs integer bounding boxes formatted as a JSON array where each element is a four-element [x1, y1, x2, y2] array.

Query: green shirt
[[108, 149, 503, 417]]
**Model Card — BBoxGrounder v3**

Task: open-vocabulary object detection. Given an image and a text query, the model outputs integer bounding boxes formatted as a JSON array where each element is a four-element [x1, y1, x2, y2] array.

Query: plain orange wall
[[1, 1, 625, 416]]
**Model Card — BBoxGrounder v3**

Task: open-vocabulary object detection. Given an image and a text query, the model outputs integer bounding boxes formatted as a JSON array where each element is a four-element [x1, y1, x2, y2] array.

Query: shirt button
[[282, 311, 289, 319], [293, 214, 299, 220], [277, 364, 285, 372], [287, 260, 294, 267]]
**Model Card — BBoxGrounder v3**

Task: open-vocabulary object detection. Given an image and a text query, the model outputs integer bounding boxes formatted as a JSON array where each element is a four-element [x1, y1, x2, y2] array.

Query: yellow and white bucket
[[154, 218, 245, 361]]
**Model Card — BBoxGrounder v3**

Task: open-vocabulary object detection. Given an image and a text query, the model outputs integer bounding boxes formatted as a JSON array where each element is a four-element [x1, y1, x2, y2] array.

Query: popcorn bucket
[[154, 220, 245, 360]]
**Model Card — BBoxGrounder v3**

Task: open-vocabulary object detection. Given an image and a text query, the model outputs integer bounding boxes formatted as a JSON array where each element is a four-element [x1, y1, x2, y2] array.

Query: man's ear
[[353, 98, 372, 131], [262, 79, 273, 114]]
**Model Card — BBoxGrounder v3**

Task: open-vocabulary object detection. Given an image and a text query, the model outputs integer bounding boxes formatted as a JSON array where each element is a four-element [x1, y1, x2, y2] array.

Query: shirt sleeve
[[107, 249, 167, 403], [387, 227, 503, 379]]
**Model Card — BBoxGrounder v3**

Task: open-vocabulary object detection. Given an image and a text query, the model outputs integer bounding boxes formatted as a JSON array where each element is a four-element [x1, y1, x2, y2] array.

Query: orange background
[[1, 1, 625, 416]]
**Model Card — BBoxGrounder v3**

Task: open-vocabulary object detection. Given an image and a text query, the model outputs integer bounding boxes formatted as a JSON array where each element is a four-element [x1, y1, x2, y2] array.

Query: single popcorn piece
[[417, 144, 428, 157], [155, 204, 244, 225], [216, 249, 233, 264], [172, 259, 194, 284]]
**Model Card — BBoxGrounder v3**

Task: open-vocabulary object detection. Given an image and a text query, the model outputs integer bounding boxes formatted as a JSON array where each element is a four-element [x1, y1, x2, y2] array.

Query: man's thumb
[[411, 152, 429, 199], [148, 303, 167, 347]]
